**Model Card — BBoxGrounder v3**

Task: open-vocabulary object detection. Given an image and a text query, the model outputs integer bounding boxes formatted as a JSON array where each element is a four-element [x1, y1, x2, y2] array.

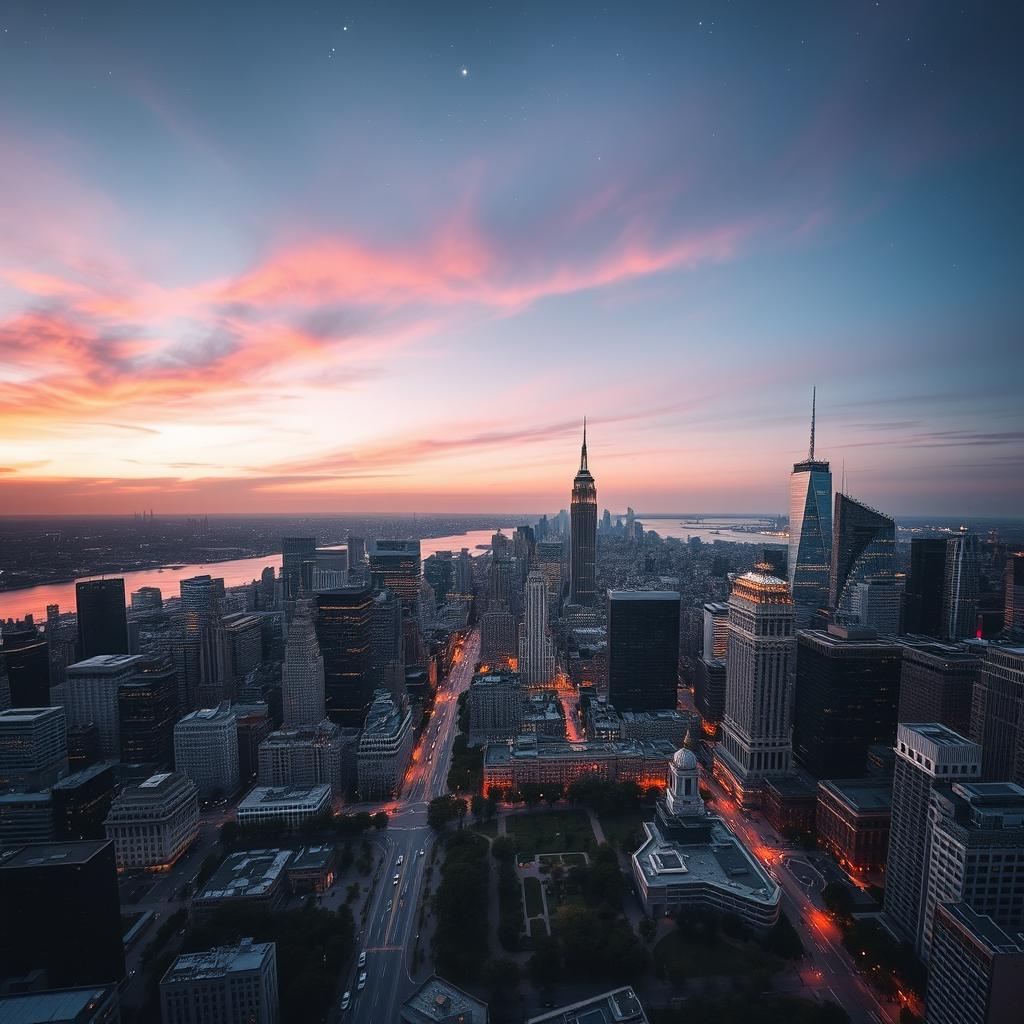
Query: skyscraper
[[347, 536, 367, 582], [66, 654, 142, 758], [117, 655, 179, 767], [897, 640, 979, 738], [0, 624, 50, 707], [368, 540, 422, 611], [944, 528, 981, 640], [828, 493, 895, 622], [0, 706, 68, 791], [282, 596, 326, 728], [969, 646, 1024, 785], [905, 538, 948, 636], [714, 567, 796, 806], [316, 586, 374, 725], [281, 536, 316, 601], [519, 571, 555, 686], [536, 539, 564, 616], [606, 591, 680, 711], [174, 704, 240, 799], [179, 575, 226, 708], [1006, 553, 1024, 633], [883, 723, 982, 946], [370, 589, 405, 701], [569, 420, 598, 607], [788, 390, 832, 626], [76, 578, 129, 659]]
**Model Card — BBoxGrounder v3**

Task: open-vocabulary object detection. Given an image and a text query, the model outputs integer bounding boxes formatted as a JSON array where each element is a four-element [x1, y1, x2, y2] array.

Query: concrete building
[[714, 568, 796, 807], [117, 655, 178, 767], [236, 784, 331, 830], [944, 528, 981, 641], [66, 655, 142, 759], [192, 850, 292, 921], [0, 986, 120, 1024], [281, 596, 326, 729], [76, 578, 129, 661], [287, 845, 337, 892], [897, 641, 979, 738], [370, 589, 405, 702], [468, 669, 523, 745], [521, 691, 566, 740], [480, 609, 517, 665], [483, 734, 675, 795], [569, 423, 598, 607], [883, 724, 982, 949], [104, 771, 199, 870], [632, 744, 781, 931], [816, 777, 892, 873], [52, 762, 117, 841], [920, 780, 1024, 959], [702, 602, 730, 661], [400, 976, 488, 1024], [0, 706, 68, 791], [315, 586, 374, 726], [0, 790, 54, 846], [519, 571, 555, 686], [257, 722, 344, 796], [526, 988, 647, 1024], [174, 704, 240, 799], [160, 939, 279, 1024], [969, 645, 1024, 786], [694, 657, 726, 732], [369, 540, 422, 611], [357, 689, 413, 800], [925, 902, 1024, 1024]]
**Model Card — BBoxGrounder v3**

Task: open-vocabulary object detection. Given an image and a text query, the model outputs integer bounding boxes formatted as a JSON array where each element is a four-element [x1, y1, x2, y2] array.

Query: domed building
[[631, 733, 781, 932]]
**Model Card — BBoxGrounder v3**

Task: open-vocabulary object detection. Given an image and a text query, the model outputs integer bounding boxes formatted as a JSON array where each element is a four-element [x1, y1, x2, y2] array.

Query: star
[[460, 67, 469, 77]]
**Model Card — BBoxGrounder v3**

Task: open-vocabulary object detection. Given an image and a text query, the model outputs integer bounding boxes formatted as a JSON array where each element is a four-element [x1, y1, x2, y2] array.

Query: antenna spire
[[808, 386, 817, 461], [580, 417, 588, 472]]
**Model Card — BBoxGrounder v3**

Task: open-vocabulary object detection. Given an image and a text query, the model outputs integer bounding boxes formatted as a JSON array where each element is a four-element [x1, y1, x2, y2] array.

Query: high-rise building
[[607, 592, 680, 711], [370, 589, 405, 702], [316, 586, 374, 725], [52, 762, 117, 840], [480, 608, 517, 664], [117, 655, 178, 766], [761, 545, 788, 579], [1006, 553, 1024, 633], [569, 421, 598, 607], [468, 668, 524, 744], [234, 701, 272, 783], [828, 493, 895, 622], [851, 573, 903, 634], [316, 545, 349, 578], [130, 586, 163, 613], [282, 596, 326, 728], [519, 571, 555, 686], [920, 780, 1024, 959], [179, 575, 226, 708], [160, 939, 280, 1024], [65, 654, 142, 758], [356, 690, 413, 800], [347, 536, 367, 581], [969, 645, 1024, 785], [702, 602, 730, 661], [258, 721, 344, 796], [897, 641, 979, 738], [1, 624, 51, 707], [282, 536, 317, 601], [792, 626, 901, 779], [0, 839, 125, 986], [944, 529, 981, 640], [883, 723, 982, 946], [925, 902, 1024, 1024], [714, 568, 796, 806], [694, 658, 727, 731], [104, 770, 199, 869], [536, 539, 564, 615], [0, 706, 68, 791], [788, 390, 832, 626], [174, 704, 240, 799], [221, 613, 263, 698], [369, 540, 422, 611], [906, 538, 948, 637], [76, 579, 129, 659]]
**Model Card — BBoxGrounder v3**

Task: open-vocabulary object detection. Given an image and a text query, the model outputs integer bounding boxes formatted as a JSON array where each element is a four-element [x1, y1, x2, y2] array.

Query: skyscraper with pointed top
[[569, 419, 598, 607], [788, 389, 832, 626]]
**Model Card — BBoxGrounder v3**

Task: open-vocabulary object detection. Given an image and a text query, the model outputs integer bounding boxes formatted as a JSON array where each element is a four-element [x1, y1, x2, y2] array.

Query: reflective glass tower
[[788, 390, 832, 626], [569, 420, 597, 607], [828, 493, 896, 623]]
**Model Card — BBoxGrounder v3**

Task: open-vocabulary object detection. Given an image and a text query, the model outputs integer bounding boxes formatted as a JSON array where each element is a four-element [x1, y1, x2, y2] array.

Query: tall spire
[[808, 386, 817, 461], [579, 417, 588, 472]]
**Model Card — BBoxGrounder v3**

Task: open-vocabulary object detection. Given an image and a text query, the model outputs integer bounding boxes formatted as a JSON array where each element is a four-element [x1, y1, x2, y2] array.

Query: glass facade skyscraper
[[606, 591, 680, 710], [76, 578, 129, 659], [788, 392, 832, 626], [828, 493, 896, 622], [368, 540, 422, 611], [316, 586, 374, 726]]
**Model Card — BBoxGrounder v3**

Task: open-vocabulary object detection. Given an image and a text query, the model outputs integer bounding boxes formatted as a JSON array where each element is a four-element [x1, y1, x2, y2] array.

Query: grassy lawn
[[524, 876, 545, 917], [654, 930, 783, 981], [597, 810, 650, 853], [505, 810, 596, 856], [469, 819, 498, 837], [529, 917, 548, 938]]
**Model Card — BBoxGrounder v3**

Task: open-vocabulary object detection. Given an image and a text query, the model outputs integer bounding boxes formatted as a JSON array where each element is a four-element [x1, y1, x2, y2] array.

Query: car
[[358, 951, 366, 967], [393, 873, 400, 885], [386, 899, 393, 911], [396, 855, 403, 866], [418, 848, 424, 857], [340, 992, 351, 1010], [357, 971, 367, 991]]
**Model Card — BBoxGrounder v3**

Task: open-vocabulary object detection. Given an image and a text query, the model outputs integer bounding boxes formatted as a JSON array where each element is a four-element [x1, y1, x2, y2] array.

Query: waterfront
[[0, 528, 502, 623]]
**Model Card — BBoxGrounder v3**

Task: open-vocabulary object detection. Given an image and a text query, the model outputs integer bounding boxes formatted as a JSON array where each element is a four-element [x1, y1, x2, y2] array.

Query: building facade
[[0, 705, 68, 791], [828, 493, 895, 623], [316, 586, 373, 726], [898, 641, 979, 738], [236, 784, 331, 829], [468, 669, 524, 745], [174, 703, 240, 799], [104, 771, 199, 870], [968, 645, 1024, 786], [76, 578, 129, 660], [816, 777, 892, 872], [357, 689, 413, 800], [519, 571, 555, 686], [569, 423, 598, 607], [607, 591, 680, 712], [66, 654, 142, 758]]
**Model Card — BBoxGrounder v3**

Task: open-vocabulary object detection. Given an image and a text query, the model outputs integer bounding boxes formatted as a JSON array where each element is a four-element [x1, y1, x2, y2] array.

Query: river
[[0, 528, 503, 623]]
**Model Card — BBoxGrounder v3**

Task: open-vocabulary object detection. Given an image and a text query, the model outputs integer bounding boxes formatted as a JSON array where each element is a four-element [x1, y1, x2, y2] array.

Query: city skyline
[[1, 2, 1022, 517]]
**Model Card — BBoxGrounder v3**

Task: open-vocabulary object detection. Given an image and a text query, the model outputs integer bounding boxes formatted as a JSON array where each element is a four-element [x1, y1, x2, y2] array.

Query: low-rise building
[[526, 987, 648, 1024], [631, 746, 781, 932], [160, 938, 279, 1024], [0, 985, 120, 1024], [483, 734, 675, 796], [357, 689, 413, 800], [521, 691, 565, 740], [104, 771, 199, 870], [400, 975, 488, 1024], [192, 850, 292, 921], [816, 777, 893, 872], [286, 844, 337, 893], [236, 784, 331, 830], [761, 773, 818, 835]]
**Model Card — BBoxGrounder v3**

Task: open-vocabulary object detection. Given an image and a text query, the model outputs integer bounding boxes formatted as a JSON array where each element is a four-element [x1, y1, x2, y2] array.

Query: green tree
[[528, 935, 562, 989], [482, 957, 520, 993], [491, 836, 517, 862], [371, 811, 389, 830], [521, 782, 544, 808]]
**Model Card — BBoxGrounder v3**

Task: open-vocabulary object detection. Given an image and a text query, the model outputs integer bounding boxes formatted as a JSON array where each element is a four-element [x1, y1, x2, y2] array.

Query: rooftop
[[818, 777, 894, 812], [289, 844, 336, 871], [238, 784, 331, 809], [0, 707, 64, 724], [485, 735, 675, 766], [196, 849, 292, 901], [936, 902, 1024, 955], [525, 986, 648, 1024], [162, 939, 274, 983], [400, 975, 489, 1024], [66, 654, 141, 674], [0, 986, 118, 1024], [608, 590, 680, 602], [176, 704, 235, 726], [0, 839, 111, 870], [51, 761, 116, 791]]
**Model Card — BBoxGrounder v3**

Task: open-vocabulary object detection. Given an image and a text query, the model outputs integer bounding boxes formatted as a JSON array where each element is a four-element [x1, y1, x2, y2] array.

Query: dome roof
[[672, 746, 697, 771]]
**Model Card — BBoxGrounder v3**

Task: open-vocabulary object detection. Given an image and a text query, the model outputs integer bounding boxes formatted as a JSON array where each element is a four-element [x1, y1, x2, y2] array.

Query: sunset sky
[[1, 2, 1021, 517]]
